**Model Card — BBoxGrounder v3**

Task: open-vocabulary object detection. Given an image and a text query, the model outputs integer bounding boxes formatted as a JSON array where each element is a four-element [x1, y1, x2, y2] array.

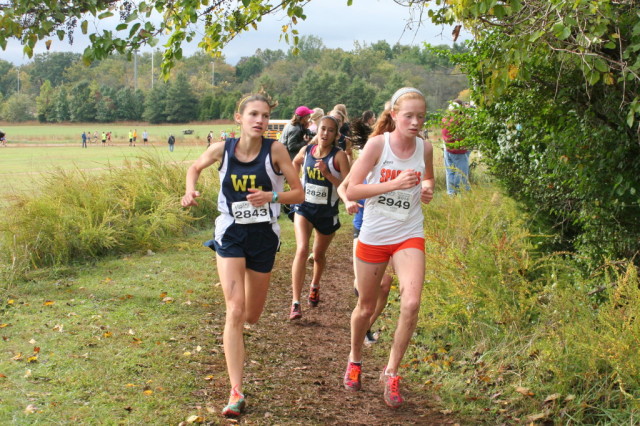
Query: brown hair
[[236, 93, 278, 114]]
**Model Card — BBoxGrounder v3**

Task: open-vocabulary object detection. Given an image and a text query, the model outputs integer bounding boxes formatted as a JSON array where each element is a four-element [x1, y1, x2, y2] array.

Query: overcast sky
[[1, 0, 468, 66]]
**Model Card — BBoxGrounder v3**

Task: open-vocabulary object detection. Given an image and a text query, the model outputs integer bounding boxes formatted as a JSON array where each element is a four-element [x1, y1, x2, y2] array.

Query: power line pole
[[133, 50, 138, 90]]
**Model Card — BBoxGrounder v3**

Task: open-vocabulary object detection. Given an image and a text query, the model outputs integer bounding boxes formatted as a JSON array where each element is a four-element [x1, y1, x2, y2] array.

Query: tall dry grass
[[0, 154, 217, 279], [392, 179, 640, 423]]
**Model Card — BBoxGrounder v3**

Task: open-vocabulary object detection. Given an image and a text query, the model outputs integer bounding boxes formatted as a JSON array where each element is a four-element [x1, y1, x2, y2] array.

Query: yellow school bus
[[264, 120, 289, 140]]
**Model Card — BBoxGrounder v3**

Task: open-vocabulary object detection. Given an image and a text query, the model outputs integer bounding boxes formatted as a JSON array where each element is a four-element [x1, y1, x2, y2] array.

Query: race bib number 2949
[[375, 190, 412, 221]]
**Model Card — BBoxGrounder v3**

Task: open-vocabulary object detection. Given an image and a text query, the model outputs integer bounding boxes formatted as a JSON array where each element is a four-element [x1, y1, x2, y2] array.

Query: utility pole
[[151, 51, 154, 89], [133, 50, 138, 90]]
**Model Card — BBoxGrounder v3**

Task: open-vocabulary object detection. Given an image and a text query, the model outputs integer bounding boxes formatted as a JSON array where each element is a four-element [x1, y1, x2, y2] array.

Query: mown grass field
[[1, 122, 239, 145], [0, 145, 206, 197]]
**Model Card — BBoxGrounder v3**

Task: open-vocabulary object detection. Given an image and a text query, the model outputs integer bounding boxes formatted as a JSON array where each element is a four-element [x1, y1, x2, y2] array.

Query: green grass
[[1, 143, 638, 424], [0, 231, 224, 424], [2, 123, 239, 145], [0, 146, 206, 198]]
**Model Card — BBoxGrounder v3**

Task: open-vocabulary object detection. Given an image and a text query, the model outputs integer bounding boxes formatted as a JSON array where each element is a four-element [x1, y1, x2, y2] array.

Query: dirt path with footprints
[[192, 223, 457, 425]]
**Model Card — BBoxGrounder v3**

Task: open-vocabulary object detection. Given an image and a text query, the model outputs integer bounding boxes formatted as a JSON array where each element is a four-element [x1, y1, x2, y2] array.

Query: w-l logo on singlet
[[231, 174, 263, 192], [305, 166, 326, 181]]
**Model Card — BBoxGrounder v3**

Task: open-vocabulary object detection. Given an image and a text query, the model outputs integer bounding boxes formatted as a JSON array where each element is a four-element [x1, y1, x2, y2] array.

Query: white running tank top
[[359, 132, 425, 245]]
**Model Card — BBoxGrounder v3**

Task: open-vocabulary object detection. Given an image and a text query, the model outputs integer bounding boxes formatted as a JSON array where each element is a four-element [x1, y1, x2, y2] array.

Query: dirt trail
[[195, 225, 456, 425]]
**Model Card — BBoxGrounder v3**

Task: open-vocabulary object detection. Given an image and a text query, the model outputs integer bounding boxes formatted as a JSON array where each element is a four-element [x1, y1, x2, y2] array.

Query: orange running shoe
[[343, 361, 362, 391], [381, 368, 404, 408]]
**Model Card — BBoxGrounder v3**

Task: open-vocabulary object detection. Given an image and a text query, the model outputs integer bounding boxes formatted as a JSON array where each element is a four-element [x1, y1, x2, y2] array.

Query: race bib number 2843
[[231, 201, 270, 224]]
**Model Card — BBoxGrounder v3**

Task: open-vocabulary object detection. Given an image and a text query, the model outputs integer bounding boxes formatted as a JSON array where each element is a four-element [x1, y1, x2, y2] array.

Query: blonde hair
[[371, 88, 426, 137], [333, 104, 349, 122], [310, 107, 324, 122]]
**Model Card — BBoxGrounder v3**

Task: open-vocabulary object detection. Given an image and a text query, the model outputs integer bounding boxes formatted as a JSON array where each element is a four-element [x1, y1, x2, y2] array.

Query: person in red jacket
[[442, 99, 470, 195]]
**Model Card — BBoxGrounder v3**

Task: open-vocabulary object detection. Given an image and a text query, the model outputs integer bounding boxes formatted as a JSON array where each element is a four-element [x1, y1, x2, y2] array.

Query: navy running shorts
[[294, 210, 341, 236], [204, 222, 280, 273]]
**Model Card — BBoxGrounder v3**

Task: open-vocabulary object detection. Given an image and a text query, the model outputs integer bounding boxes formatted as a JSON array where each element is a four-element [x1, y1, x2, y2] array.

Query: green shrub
[[384, 185, 640, 423], [0, 155, 217, 277]]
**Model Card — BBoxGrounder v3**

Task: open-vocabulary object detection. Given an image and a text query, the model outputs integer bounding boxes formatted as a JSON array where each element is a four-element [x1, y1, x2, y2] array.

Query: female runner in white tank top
[[343, 87, 435, 408]]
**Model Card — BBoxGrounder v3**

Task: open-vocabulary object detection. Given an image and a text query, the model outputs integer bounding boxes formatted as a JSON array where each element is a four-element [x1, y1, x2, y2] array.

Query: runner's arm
[[182, 142, 224, 207], [421, 139, 435, 204]]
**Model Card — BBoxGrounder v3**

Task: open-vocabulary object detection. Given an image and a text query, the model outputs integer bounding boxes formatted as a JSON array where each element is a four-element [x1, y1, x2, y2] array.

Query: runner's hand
[[421, 186, 434, 204], [394, 169, 420, 190], [345, 200, 362, 215], [181, 191, 200, 207], [247, 188, 270, 207], [315, 160, 330, 178]]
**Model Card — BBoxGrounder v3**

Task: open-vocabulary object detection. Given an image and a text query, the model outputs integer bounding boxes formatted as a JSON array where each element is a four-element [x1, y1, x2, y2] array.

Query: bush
[[0, 154, 217, 277], [387, 185, 640, 423]]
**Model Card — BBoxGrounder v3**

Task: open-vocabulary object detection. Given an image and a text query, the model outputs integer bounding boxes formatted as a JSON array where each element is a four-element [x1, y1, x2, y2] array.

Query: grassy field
[[2, 136, 636, 423], [1, 122, 239, 145], [0, 145, 207, 197]]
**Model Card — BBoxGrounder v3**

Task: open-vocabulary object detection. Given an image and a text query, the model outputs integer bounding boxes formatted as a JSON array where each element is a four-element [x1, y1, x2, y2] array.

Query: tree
[[115, 87, 144, 121], [28, 52, 81, 88], [431, 0, 640, 264], [236, 56, 264, 83], [0, 59, 16, 97], [143, 83, 169, 124], [36, 80, 56, 122], [68, 82, 96, 122], [0, 0, 315, 76], [1, 93, 35, 122], [95, 86, 117, 122], [343, 77, 376, 117], [54, 86, 70, 122], [164, 74, 197, 123]]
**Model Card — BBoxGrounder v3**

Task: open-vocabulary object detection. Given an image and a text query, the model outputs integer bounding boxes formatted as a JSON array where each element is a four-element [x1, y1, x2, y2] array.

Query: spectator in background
[[279, 105, 313, 160], [81, 131, 87, 148], [328, 109, 353, 165], [442, 99, 470, 195], [128, 130, 133, 146], [133, 129, 138, 146], [143, 130, 149, 145], [101, 131, 106, 147], [207, 130, 213, 147], [168, 134, 176, 152], [333, 104, 351, 137], [307, 107, 324, 136]]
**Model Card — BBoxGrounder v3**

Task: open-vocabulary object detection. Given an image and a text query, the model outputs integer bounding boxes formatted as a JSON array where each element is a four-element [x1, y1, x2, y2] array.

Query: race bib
[[374, 190, 412, 221], [305, 183, 329, 204], [231, 201, 270, 224]]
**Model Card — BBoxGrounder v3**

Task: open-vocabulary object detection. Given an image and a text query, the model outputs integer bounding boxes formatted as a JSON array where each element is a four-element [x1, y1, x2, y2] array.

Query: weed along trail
[[194, 220, 455, 424]]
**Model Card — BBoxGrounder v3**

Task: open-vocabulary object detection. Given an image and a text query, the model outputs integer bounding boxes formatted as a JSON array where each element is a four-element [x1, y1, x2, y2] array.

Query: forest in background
[[0, 36, 468, 123]]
